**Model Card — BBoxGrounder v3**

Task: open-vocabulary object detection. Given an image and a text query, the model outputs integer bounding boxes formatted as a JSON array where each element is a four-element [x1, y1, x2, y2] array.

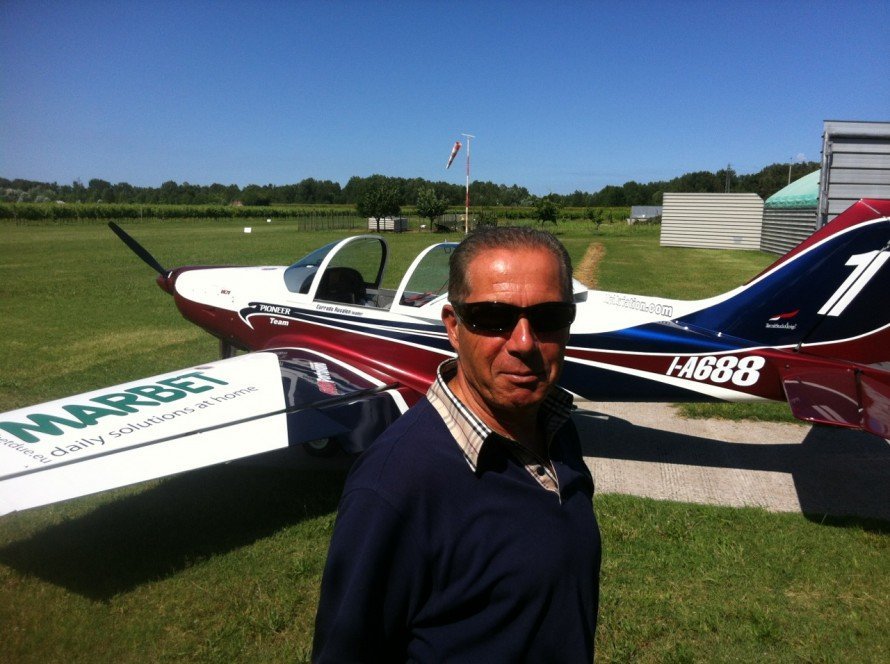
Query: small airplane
[[2, 199, 889, 516]]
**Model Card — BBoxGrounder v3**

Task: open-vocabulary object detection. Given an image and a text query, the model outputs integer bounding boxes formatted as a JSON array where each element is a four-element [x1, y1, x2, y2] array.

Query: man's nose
[[505, 316, 536, 353]]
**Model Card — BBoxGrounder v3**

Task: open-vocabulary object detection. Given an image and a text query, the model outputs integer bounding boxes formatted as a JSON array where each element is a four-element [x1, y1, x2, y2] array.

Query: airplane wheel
[[304, 438, 339, 457]]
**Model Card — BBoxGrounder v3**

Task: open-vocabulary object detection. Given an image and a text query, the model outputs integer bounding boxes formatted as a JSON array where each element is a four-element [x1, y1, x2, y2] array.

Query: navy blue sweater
[[313, 397, 601, 662]]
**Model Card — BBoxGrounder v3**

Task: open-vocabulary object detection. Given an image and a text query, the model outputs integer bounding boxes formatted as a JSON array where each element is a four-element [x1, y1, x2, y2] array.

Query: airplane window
[[283, 241, 339, 293], [284, 265, 318, 293], [314, 237, 386, 305], [324, 237, 385, 286], [289, 241, 339, 269], [399, 244, 455, 307]]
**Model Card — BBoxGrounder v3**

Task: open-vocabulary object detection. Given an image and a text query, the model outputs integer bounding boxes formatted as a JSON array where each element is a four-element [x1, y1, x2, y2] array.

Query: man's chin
[[496, 381, 551, 408]]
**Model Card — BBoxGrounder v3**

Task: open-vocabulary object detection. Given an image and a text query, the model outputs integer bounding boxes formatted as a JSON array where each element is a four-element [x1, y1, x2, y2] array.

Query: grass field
[[1, 219, 887, 662]]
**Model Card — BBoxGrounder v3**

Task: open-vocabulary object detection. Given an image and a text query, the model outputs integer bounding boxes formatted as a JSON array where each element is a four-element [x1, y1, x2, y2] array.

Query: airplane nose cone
[[156, 272, 174, 294]]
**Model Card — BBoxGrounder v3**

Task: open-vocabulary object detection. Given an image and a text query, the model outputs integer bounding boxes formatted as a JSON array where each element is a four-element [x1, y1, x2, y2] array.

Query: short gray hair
[[448, 226, 573, 303]]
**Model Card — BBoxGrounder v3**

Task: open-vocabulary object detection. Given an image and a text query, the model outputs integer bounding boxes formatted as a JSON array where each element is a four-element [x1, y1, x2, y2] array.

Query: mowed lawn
[[1, 219, 887, 662]]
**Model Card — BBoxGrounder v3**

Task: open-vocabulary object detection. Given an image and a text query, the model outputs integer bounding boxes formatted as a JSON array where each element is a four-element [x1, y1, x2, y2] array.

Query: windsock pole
[[462, 133, 474, 234]]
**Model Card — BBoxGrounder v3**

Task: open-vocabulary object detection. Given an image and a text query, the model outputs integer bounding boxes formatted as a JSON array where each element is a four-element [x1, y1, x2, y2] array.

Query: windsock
[[446, 141, 462, 169]]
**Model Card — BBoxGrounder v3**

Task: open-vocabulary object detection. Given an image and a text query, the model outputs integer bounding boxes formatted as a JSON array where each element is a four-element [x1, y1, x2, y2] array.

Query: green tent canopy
[[765, 169, 820, 208]]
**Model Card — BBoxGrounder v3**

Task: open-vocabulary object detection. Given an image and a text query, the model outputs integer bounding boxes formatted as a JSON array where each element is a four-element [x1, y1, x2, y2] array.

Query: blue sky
[[1, 1, 887, 195]]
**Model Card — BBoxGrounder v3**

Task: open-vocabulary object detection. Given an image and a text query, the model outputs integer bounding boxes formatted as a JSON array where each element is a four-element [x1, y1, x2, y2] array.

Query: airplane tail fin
[[679, 199, 890, 366]]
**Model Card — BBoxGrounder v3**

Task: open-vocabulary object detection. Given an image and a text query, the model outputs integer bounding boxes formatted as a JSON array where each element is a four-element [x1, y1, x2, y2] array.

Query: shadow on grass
[[575, 409, 890, 531], [0, 450, 351, 601]]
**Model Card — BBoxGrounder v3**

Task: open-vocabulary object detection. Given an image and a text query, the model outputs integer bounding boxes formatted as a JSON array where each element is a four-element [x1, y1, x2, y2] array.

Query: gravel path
[[575, 401, 890, 521]]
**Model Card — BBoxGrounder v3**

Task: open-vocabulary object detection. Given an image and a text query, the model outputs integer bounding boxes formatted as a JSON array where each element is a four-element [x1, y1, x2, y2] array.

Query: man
[[313, 227, 601, 662]]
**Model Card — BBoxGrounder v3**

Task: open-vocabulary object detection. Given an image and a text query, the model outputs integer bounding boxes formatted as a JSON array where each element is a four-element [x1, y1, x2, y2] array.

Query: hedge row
[[1, 202, 631, 223], [496, 207, 629, 221], [0, 203, 359, 221]]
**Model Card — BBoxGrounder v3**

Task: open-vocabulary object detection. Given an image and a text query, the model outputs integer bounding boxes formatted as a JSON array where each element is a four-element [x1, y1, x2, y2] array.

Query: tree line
[[0, 175, 531, 208], [1, 161, 818, 209], [558, 162, 820, 207]]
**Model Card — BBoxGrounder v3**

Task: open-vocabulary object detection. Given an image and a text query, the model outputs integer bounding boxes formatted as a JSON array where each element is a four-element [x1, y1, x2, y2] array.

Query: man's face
[[442, 246, 570, 424]]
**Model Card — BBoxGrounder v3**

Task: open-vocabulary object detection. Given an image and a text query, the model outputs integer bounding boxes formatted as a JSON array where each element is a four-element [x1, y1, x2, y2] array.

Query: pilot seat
[[316, 267, 367, 305]]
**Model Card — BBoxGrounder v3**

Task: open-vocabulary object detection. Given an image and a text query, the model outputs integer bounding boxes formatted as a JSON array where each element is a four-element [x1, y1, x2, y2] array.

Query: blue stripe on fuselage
[[275, 307, 454, 354], [568, 321, 746, 355]]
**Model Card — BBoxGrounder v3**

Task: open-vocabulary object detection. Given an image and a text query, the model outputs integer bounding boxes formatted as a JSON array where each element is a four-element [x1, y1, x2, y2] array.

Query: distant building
[[818, 120, 890, 226], [367, 216, 408, 232], [628, 206, 662, 224], [660, 193, 763, 250], [656, 119, 889, 254], [763, 119, 890, 253], [761, 169, 820, 254]]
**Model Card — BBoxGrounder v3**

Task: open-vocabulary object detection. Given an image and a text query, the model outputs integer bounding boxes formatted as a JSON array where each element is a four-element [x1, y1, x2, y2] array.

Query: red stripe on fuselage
[[174, 295, 448, 399]]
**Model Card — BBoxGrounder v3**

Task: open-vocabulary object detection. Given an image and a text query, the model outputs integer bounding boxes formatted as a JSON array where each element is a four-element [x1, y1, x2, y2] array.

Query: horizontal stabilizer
[[781, 359, 890, 438], [860, 370, 890, 439]]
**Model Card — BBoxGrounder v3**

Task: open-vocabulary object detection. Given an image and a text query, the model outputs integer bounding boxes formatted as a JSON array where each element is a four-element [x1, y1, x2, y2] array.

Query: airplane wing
[[0, 348, 409, 515]]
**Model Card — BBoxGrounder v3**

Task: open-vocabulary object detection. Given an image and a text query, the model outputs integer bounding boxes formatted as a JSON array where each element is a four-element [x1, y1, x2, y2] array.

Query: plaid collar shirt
[[426, 358, 575, 496]]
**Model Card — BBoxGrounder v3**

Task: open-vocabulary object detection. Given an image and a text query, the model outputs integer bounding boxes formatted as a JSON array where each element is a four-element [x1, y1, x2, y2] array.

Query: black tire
[[304, 438, 340, 457]]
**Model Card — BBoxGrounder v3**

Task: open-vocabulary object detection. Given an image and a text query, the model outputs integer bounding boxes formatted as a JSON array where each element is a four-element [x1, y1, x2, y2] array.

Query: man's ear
[[442, 304, 460, 350]]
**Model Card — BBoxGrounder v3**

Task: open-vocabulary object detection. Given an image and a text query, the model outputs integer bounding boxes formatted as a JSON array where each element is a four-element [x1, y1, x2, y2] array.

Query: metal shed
[[761, 169, 820, 254], [818, 120, 890, 226], [660, 192, 764, 250], [366, 216, 408, 232], [628, 205, 663, 223]]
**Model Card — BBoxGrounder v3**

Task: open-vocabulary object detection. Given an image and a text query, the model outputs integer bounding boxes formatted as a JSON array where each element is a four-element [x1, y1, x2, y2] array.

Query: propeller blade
[[108, 222, 168, 276]]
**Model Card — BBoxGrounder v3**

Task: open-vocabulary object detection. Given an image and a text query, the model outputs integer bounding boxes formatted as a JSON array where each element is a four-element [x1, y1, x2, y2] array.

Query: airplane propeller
[[108, 221, 169, 276]]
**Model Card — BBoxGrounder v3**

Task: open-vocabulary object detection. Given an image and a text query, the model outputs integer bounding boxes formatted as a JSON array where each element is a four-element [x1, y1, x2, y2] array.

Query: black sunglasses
[[451, 301, 576, 334]]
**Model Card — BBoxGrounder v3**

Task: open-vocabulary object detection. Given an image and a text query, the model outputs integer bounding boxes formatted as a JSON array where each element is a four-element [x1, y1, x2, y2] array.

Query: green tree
[[415, 187, 449, 229], [533, 195, 561, 226], [87, 178, 114, 202], [585, 207, 602, 230], [475, 208, 498, 228], [593, 185, 627, 207], [357, 182, 401, 230], [207, 183, 235, 204], [241, 185, 271, 206]]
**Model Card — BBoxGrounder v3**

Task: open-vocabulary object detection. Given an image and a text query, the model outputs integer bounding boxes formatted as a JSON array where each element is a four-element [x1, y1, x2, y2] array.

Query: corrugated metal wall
[[761, 207, 817, 254], [818, 120, 890, 225], [660, 193, 764, 249]]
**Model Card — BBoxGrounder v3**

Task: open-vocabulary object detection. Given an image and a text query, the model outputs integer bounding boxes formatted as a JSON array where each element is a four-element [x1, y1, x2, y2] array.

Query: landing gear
[[304, 438, 340, 457]]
